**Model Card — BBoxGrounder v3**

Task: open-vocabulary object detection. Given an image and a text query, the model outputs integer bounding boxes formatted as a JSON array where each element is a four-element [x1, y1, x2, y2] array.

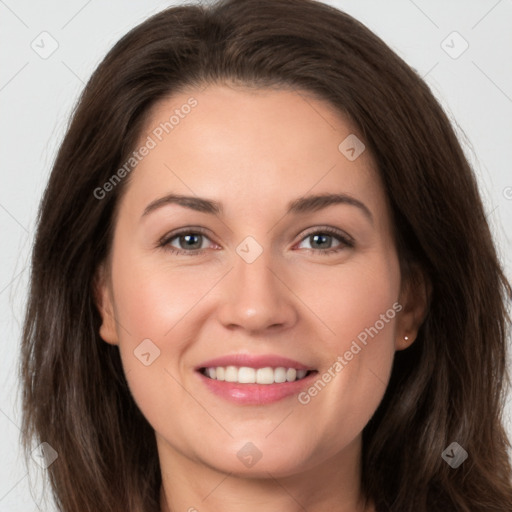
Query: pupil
[[181, 234, 201, 249], [312, 234, 330, 248]]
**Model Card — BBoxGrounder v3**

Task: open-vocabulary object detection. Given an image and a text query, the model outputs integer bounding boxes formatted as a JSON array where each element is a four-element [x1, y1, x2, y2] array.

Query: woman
[[20, 0, 512, 511]]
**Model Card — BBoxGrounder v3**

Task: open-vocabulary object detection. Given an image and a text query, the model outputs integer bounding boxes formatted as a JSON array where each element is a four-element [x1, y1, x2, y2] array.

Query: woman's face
[[97, 84, 423, 478]]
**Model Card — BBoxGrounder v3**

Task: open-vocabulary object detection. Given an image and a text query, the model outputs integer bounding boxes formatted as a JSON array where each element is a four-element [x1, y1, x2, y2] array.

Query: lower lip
[[197, 370, 318, 405]]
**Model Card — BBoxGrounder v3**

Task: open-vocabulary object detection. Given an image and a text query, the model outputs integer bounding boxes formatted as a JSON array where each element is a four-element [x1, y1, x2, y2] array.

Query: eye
[[295, 227, 354, 255], [158, 228, 215, 256], [158, 226, 354, 256]]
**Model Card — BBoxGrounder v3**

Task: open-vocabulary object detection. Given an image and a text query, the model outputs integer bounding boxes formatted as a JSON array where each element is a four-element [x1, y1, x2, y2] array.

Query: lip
[[195, 353, 313, 371], [195, 353, 317, 405], [196, 370, 318, 405]]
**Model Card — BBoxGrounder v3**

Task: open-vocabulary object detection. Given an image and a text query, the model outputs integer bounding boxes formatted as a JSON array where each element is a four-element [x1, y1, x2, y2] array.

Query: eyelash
[[157, 226, 354, 256]]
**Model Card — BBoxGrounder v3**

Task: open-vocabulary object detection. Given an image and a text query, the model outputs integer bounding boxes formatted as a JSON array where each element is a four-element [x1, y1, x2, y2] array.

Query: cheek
[[336, 266, 398, 357], [295, 252, 400, 432], [110, 268, 195, 443], [300, 249, 401, 355], [110, 245, 221, 342], [108, 247, 230, 434]]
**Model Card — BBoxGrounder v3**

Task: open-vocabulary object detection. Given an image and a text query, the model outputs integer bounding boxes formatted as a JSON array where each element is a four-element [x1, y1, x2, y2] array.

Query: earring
[[404, 335, 409, 342]]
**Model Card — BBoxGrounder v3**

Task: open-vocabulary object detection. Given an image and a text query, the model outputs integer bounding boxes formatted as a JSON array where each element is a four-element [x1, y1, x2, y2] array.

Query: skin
[[96, 83, 428, 512]]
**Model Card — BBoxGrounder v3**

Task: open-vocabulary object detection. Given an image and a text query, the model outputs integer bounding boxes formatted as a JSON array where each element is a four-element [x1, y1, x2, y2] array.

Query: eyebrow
[[142, 192, 373, 224]]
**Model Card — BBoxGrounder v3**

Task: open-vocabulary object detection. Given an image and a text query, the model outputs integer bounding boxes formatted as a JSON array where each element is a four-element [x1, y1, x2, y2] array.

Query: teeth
[[296, 369, 307, 379], [238, 367, 256, 383], [286, 368, 297, 381], [256, 367, 274, 384], [225, 366, 238, 382], [202, 366, 310, 384]]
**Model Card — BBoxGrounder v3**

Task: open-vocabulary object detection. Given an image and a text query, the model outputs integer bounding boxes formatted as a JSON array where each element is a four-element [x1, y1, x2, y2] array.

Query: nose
[[216, 247, 298, 334]]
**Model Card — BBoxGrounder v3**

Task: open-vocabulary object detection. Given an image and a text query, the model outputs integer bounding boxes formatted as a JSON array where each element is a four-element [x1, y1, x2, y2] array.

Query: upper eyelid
[[299, 226, 354, 243], [158, 226, 212, 244], [161, 226, 353, 249]]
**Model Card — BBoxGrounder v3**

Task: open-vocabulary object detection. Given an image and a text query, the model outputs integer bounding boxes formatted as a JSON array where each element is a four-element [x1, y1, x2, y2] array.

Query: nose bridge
[[216, 235, 296, 332], [235, 238, 276, 298]]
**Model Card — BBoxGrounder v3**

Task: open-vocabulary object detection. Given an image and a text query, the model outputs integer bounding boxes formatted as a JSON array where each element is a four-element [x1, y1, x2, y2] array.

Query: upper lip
[[196, 354, 314, 371]]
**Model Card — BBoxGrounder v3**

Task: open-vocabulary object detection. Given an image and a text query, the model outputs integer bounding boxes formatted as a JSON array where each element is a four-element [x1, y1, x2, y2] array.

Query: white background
[[1, 0, 511, 510]]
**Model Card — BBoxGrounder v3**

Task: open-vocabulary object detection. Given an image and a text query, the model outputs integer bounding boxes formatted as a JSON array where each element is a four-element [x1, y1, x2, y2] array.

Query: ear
[[93, 263, 119, 346], [395, 264, 431, 351]]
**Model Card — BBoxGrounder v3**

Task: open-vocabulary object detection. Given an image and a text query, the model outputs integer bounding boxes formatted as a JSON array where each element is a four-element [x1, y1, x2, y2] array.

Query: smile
[[197, 367, 319, 405], [200, 366, 313, 384]]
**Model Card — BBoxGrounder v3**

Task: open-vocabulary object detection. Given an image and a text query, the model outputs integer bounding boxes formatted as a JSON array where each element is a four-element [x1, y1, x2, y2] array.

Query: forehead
[[120, 84, 388, 222]]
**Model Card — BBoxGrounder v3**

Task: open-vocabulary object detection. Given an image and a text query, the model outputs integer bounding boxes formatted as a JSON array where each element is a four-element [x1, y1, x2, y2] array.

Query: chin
[[199, 441, 316, 478]]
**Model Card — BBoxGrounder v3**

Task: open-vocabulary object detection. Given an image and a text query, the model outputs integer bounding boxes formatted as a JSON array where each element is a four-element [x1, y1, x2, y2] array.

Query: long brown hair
[[20, 0, 512, 510]]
